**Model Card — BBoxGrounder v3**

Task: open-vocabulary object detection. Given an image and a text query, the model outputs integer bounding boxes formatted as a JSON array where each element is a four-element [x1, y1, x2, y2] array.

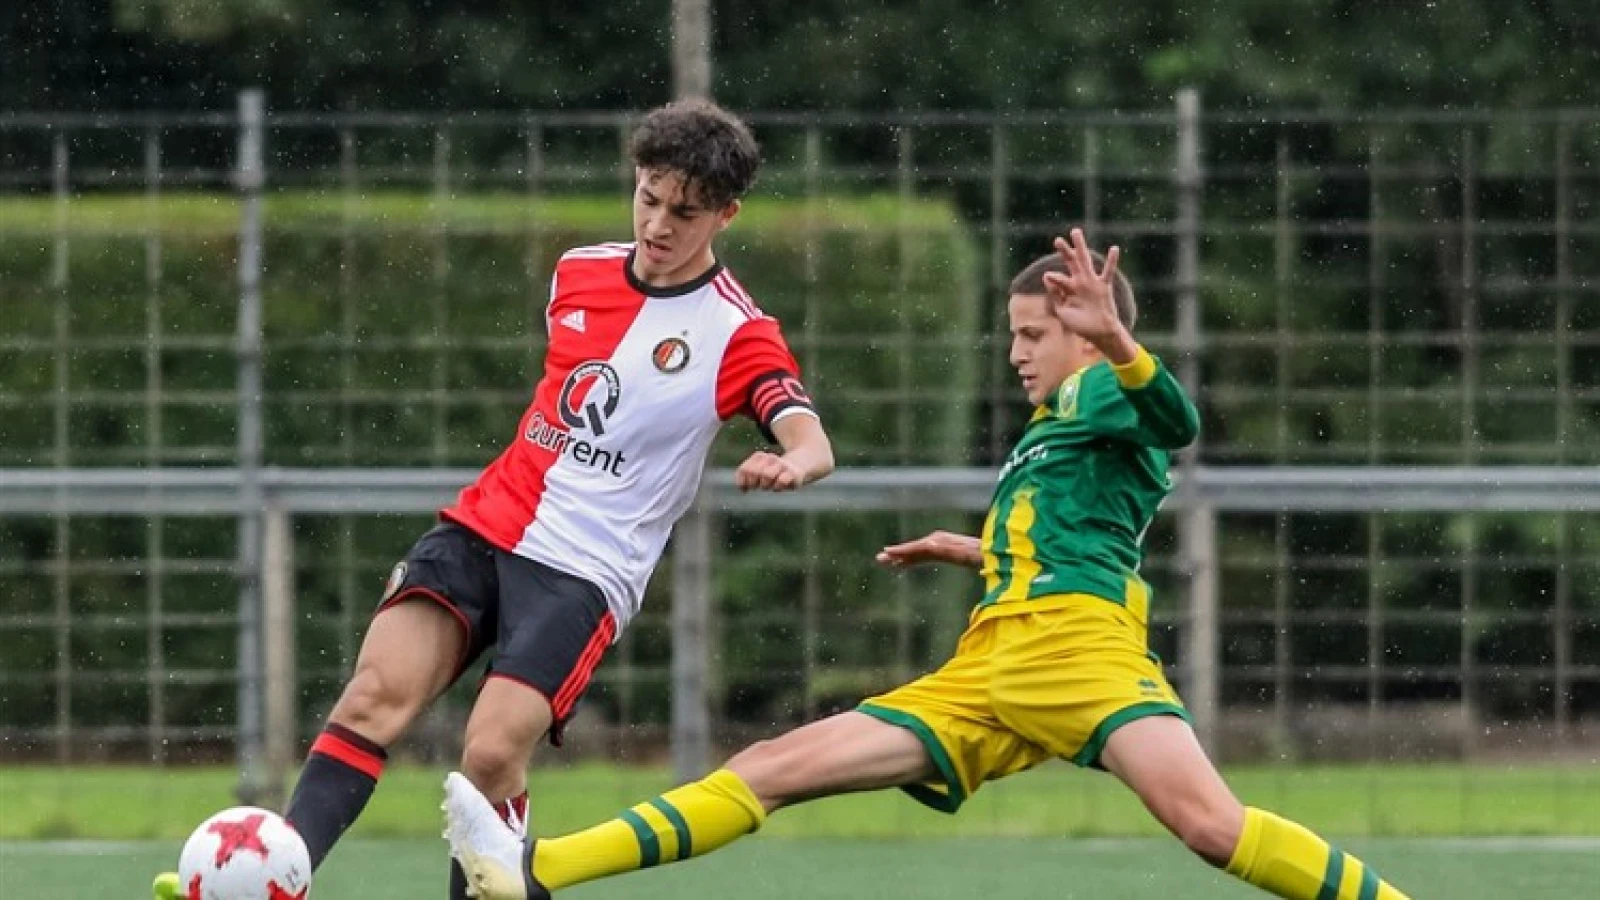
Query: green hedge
[[4, 190, 1598, 751], [0, 192, 984, 747], [0, 192, 982, 468]]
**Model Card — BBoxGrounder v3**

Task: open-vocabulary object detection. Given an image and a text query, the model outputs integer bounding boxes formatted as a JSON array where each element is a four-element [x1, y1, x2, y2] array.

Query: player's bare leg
[[724, 709, 935, 811], [444, 710, 932, 900], [460, 677, 553, 803], [1098, 715, 1245, 864], [1101, 715, 1410, 899], [154, 600, 465, 894], [448, 677, 553, 899], [290, 599, 466, 866], [329, 600, 466, 743]]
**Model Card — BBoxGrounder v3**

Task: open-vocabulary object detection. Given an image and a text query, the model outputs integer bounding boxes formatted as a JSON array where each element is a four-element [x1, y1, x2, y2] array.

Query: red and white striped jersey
[[443, 242, 814, 633]]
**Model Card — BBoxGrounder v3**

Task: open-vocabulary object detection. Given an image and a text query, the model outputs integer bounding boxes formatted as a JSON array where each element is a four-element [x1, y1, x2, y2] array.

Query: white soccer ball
[[178, 807, 312, 900]]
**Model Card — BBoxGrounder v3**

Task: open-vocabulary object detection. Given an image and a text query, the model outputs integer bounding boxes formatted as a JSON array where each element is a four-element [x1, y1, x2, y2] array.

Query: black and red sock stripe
[[309, 723, 387, 778], [284, 723, 389, 871]]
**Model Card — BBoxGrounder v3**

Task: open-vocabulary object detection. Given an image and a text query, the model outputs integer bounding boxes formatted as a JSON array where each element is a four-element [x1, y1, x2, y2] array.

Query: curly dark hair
[[1008, 248, 1138, 330], [628, 99, 760, 210]]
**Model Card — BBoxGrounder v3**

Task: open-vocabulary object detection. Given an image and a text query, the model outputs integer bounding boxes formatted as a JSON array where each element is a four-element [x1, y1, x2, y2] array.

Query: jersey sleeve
[[716, 316, 817, 439], [1068, 350, 1200, 450], [542, 269, 560, 334]]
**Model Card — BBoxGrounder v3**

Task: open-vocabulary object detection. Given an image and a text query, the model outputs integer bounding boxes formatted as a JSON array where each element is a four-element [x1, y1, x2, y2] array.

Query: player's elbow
[[811, 442, 836, 483], [1159, 408, 1201, 450]]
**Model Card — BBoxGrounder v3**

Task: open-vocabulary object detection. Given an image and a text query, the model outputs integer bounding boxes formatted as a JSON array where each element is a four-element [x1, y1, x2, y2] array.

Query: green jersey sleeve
[[1067, 348, 1200, 450]]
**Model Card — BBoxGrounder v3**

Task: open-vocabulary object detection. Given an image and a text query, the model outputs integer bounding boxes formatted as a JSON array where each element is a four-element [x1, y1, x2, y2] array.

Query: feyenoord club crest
[[652, 337, 691, 374]]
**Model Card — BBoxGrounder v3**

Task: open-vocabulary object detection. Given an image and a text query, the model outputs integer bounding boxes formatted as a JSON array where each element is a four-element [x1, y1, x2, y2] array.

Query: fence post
[[235, 88, 269, 804], [263, 503, 297, 809], [671, 502, 714, 783], [1173, 88, 1220, 754], [671, 0, 712, 100], [50, 131, 73, 765]]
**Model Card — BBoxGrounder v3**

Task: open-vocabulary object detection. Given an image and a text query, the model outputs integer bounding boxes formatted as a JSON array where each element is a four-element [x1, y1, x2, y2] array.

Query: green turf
[[3, 836, 1596, 900], [5, 762, 1600, 842]]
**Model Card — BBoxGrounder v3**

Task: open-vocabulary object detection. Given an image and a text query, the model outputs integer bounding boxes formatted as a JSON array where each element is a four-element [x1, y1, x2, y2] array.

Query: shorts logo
[[558, 361, 622, 435], [382, 562, 408, 602], [651, 337, 691, 374]]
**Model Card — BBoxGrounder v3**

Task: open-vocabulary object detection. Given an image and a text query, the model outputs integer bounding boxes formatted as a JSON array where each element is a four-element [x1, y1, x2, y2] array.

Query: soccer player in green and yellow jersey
[[441, 229, 1413, 900]]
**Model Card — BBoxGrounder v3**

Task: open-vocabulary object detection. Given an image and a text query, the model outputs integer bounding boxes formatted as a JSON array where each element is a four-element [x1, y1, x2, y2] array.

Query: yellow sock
[[531, 768, 766, 890], [1225, 807, 1410, 900]]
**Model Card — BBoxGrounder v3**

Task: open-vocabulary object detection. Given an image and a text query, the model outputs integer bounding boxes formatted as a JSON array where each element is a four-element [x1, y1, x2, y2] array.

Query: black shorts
[[375, 522, 616, 743]]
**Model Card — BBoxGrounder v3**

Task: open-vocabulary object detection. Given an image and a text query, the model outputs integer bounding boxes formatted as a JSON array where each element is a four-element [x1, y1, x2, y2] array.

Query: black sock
[[283, 723, 388, 870], [449, 790, 528, 899]]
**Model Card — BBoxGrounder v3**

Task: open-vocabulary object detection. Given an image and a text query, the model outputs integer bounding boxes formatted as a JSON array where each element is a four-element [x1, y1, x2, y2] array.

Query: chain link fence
[[3, 98, 1599, 798]]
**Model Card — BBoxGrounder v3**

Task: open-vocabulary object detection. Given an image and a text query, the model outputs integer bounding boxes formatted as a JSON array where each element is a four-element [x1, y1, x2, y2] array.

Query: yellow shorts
[[857, 594, 1187, 813]]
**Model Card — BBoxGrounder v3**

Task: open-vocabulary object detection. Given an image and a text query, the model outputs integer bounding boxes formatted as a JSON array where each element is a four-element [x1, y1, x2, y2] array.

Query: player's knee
[[459, 733, 525, 790], [1169, 801, 1244, 867], [724, 740, 795, 808]]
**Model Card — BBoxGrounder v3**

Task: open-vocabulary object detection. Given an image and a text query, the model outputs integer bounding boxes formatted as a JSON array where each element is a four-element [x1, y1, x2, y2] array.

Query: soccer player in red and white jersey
[[152, 99, 834, 900]]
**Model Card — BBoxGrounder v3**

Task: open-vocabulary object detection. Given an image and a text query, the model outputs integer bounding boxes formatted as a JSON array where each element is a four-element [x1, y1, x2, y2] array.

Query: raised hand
[[1041, 228, 1138, 363]]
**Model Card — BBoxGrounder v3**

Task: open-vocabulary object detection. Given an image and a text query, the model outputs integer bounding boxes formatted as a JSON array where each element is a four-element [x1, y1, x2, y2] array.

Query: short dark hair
[[629, 100, 760, 210], [1008, 249, 1138, 330]]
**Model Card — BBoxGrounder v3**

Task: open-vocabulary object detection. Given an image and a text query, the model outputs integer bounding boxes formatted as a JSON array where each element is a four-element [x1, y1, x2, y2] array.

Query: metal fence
[[3, 95, 1600, 802]]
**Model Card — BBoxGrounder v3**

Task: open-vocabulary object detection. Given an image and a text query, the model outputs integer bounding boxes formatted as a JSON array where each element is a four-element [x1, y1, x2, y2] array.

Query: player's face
[[1007, 293, 1098, 406], [631, 167, 739, 287]]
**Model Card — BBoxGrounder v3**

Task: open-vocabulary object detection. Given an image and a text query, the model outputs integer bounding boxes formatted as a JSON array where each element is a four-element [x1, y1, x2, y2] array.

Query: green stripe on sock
[[619, 809, 660, 868], [1315, 849, 1346, 900], [1357, 862, 1380, 900], [647, 798, 693, 861]]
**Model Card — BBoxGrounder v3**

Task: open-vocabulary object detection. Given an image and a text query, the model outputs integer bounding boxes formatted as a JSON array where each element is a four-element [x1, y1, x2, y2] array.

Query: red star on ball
[[187, 874, 204, 900], [267, 879, 309, 900], [208, 813, 271, 867]]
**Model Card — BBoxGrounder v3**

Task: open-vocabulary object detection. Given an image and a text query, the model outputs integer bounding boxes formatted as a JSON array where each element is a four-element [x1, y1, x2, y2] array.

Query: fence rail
[[4, 464, 1599, 799], [6, 96, 1600, 803], [8, 466, 1600, 514]]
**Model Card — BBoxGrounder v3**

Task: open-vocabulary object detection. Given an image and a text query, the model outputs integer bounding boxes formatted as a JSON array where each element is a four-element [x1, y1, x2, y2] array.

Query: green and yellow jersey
[[976, 347, 1201, 625]]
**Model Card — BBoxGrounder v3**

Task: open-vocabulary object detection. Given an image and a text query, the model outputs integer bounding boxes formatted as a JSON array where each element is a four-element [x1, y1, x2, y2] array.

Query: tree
[[4, 1, 1596, 111]]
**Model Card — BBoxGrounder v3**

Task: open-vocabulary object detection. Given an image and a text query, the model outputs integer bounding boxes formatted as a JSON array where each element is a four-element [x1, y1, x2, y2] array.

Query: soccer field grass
[[2, 836, 1595, 900], [5, 762, 1600, 842], [6, 762, 1600, 897]]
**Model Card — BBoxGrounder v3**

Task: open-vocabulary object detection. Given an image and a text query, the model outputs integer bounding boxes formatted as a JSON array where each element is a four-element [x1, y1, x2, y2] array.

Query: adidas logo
[[559, 309, 587, 332]]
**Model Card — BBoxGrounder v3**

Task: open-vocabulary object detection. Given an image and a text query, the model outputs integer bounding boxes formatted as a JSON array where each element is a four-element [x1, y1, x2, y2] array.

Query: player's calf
[[283, 722, 389, 869], [1148, 791, 1246, 866]]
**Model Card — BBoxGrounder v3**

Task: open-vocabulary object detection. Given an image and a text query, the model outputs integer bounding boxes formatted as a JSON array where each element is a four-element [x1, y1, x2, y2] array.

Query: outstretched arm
[[876, 530, 983, 571], [734, 412, 834, 492]]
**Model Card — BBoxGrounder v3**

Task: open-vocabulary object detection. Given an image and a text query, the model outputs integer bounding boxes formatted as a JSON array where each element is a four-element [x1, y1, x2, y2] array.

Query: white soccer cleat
[[443, 772, 533, 900]]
